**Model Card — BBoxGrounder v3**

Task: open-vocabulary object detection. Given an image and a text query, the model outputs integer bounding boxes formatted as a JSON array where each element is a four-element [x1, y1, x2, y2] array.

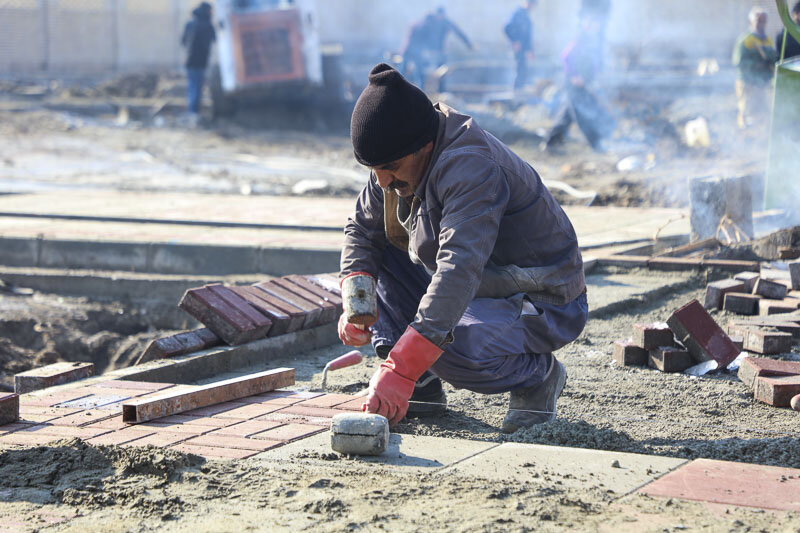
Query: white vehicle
[[210, 0, 347, 118]]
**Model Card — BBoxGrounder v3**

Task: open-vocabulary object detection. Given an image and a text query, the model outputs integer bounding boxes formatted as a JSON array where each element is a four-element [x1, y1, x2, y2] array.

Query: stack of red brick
[[705, 267, 800, 317], [139, 274, 343, 362], [738, 357, 800, 410], [613, 299, 741, 373]]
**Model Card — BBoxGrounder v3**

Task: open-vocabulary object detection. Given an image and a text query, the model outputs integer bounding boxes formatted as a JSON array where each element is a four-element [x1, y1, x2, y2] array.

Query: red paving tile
[[212, 420, 284, 437], [20, 390, 93, 407], [49, 409, 118, 427], [183, 434, 283, 451], [170, 443, 262, 460], [252, 390, 323, 405], [92, 380, 176, 392], [87, 428, 156, 446], [251, 423, 325, 442], [84, 416, 127, 431], [638, 458, 800, 512], [259, 412, 332, 427], [57, 394, 130, 410], [296, 393, 358, 408], [157, 414, 240, 428], [334, 398, 366, 411], [34, 425, 112, 439], [181, 402, 247, 417], [276, 405, 342, 419], [0, 421, 42, 434], [120, 431, 189, 448], [19, 405, 82, 417], [212, 402, 286, 420], [0, 431, 60, 447], [136, 422, 216, 435], [18, 413, 64, 424]]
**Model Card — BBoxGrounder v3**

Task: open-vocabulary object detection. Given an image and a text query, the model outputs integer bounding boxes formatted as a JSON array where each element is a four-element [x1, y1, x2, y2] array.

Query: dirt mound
[[0, 439, 202, 513], [508, 419, 636, 451]]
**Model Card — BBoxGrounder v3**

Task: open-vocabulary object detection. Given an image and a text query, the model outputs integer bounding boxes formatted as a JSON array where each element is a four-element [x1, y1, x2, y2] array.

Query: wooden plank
[[122, 368, 295, 424]]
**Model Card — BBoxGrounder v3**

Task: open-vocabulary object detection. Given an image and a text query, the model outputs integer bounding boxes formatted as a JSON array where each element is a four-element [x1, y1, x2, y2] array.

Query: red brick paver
[[639, 458, 800, 512], [296, 393, 358, 409], [87, 427, 155, 446], [334, 398, 366, 411], [212, 402, 287, 420], [120, 431, 189, 448], [212, 419, 284, 437], [157, 414, 241, 427], [252, 423, 325, 442], [182, 434, 282, 452], [92, 380, 176, 392]]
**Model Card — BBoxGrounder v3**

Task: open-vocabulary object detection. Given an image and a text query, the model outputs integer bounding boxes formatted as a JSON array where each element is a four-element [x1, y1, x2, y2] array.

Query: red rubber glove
[[363, 326, 443, 426]]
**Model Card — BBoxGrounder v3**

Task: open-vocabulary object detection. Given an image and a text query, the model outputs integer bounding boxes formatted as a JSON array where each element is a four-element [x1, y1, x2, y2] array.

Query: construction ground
[[0, 72, 799, 532]]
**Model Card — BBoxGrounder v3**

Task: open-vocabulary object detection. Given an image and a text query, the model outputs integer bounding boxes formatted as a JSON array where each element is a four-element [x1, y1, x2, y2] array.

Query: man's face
[[793, 10, 800, 25], [370, 142, 433, 198], [756, 13, 767, 33]]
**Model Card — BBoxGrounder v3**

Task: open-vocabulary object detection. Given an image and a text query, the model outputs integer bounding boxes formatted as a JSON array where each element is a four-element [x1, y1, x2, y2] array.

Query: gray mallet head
[[330, 413, 389, 456]]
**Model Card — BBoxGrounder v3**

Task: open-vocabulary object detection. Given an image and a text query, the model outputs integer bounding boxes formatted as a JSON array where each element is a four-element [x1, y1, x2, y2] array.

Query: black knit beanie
[[350, 63, 439, 167]]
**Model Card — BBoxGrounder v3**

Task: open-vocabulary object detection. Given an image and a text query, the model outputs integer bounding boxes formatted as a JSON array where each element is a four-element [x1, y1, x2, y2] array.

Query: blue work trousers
[[186, 67, 206, 114], [370, 246, 588, 394]]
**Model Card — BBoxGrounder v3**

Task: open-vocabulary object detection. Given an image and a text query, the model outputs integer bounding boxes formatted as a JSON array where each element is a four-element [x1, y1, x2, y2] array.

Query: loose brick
[[733, 271, 760, 292], [704, 279, 746, 309], [612, 340, 648, 366], [0, 393, 19, 425], [120, 431, 189, 448], [251, 423, 325, 442], [213, 420, 284, 437], [744, 329, 793, 355], [254, 281, 321, 329], [179, 286, 269, 346], [227, 285, 295, 336], [137, 328, 221, 364], [303, 274, 342, 295], [754, 278, 788, 300], [232, 285, 305, 334], [790, 261, 800, 290], [729, 335, 744, 351], [14, 362, 94, 394], [759, 299, 800, 316], [183, 434, 282, 452], [779, 247, 800, 260], [632, 323, 674, 350], [667, 299, 739, 367], [170, 443, 264, 460], [296, 394, 360, 409], [729, 317, 800, 339], [723, 292, 761, 315], [206, 284, 274, 332], [286, 275, 343, 310], [753, 375, 800, 407], [648, 346, 693, 373], [271, 278, 338, 325], [737, 357, 800, 389]]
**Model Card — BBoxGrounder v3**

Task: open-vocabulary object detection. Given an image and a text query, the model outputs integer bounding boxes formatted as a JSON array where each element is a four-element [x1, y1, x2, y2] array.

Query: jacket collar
[[413, 105, 448, 200]]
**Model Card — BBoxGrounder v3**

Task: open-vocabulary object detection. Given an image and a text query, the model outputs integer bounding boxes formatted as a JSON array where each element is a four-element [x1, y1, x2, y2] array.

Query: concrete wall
[[0, 0, 787, 74]]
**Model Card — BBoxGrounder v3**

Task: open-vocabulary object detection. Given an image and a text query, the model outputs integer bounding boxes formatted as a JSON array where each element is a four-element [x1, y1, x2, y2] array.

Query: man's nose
[[374, 171, 393, 189]]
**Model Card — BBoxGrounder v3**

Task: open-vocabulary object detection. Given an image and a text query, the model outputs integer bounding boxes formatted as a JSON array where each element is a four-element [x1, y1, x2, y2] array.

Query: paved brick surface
[[251, 423, 325, 442], [92, 380, 176, 392], [58, 394, 131, 410], [255, 390, 323, 404], [211, 402, 286, 419], [14, 362, 94, 395], [296, 393, 358, 408], [333, 398, 365, 411], [0, 421, 41, 435], [0, 431, 60, 446], [84, 416, 128, 431], [21, 390, 93, 407], [277, 405, 342, 419], [171, 443, 263, 460], [49, 409, 118, 427], [639, 458, 800, 511], [181, 401, 247, 417], [213, 419, 284, 437], [34, 425, 112, 439], [120, 431, 189, 448], [136, 422, 215, 435], [260, 412, 332, 426], [87, 427, 155, 446], [157, 414, 240, 427], [183, 434, 283, 451]]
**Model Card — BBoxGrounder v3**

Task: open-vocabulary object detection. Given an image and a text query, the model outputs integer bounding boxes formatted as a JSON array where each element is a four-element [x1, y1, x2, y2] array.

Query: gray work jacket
[[341, 104, 586, 347]]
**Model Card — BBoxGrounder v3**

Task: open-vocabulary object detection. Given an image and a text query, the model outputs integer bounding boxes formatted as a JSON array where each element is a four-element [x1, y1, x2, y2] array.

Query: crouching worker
[[338, 64, 588, 433]]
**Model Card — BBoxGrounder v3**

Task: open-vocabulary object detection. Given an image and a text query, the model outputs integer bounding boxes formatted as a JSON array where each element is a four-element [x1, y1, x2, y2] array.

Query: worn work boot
[[375, 345, 447, 417], [501, 355, 567, 434]]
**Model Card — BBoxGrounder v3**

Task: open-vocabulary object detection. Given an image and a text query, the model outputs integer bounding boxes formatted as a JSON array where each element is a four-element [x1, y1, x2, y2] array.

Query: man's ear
[[422, 141, 434, 154]]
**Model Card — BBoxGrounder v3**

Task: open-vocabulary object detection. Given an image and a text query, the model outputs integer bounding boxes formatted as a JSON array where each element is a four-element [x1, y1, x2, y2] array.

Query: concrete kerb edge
[[588, 274, 703, 319], [0, 236, 341, 276]]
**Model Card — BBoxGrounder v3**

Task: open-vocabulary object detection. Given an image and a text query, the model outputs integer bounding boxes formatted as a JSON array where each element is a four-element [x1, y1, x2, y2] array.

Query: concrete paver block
[[733, 271, 760, 292], [0, 394, 19, 425], [14, 362, 94, 394], [120, 431, 189, 448], [251, 423, 325, 442], [254, 281, 321, 329], [19, 389, 94, 408], [137, 328, 221, 364], [704, 279, 745, 309], [211, 402, 285, 420], [744, 329, 793, 355], [271, 278, 338, 324], [285, 275, 343, 310], [632, 323, 673, 350], [789, 260, 800, 290], [213, 419, 284, 437], [227, 285, 296, 336], [179, 286, 271, 346], [759, 298, 800, 316], [295, 393, 358, 409], [738, 357, 800, 389], [613, 340, 648, 367], [754, 375, 800, 407], [438, 442, 686, 494], [754, 278, 788, 300], [257, 432, 498, 472], [242, 285, 306, 333], [723, 292, 760, 315], [638, 458, 800, 511], [648, 346, 693, 373], [667, 299, 739, 367], [183, 434, 283, 452]]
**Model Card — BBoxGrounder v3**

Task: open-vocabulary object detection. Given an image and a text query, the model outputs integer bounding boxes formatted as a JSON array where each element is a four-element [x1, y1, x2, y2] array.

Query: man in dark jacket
[[181, 2, 216, 114], [504, 0, 537, 90], [402, 8, 473, 89], [776, 1, 800, 60], [339, 64, 587, 433]]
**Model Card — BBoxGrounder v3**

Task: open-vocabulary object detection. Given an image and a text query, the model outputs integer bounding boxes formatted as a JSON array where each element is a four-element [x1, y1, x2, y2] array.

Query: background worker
[[339, 64, 588, 433], [504, 0, 537, 91], [402, 7, 473, 90], [181, 2, 216, 117], [732, 7, 778, 129]]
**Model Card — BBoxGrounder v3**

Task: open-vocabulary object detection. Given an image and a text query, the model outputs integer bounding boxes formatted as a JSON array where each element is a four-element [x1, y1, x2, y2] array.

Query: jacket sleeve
[[448, 20, 472, 49], [412, 156, 510, 346], [504, 11, 521, 42], [341, 173, 387, 278]]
